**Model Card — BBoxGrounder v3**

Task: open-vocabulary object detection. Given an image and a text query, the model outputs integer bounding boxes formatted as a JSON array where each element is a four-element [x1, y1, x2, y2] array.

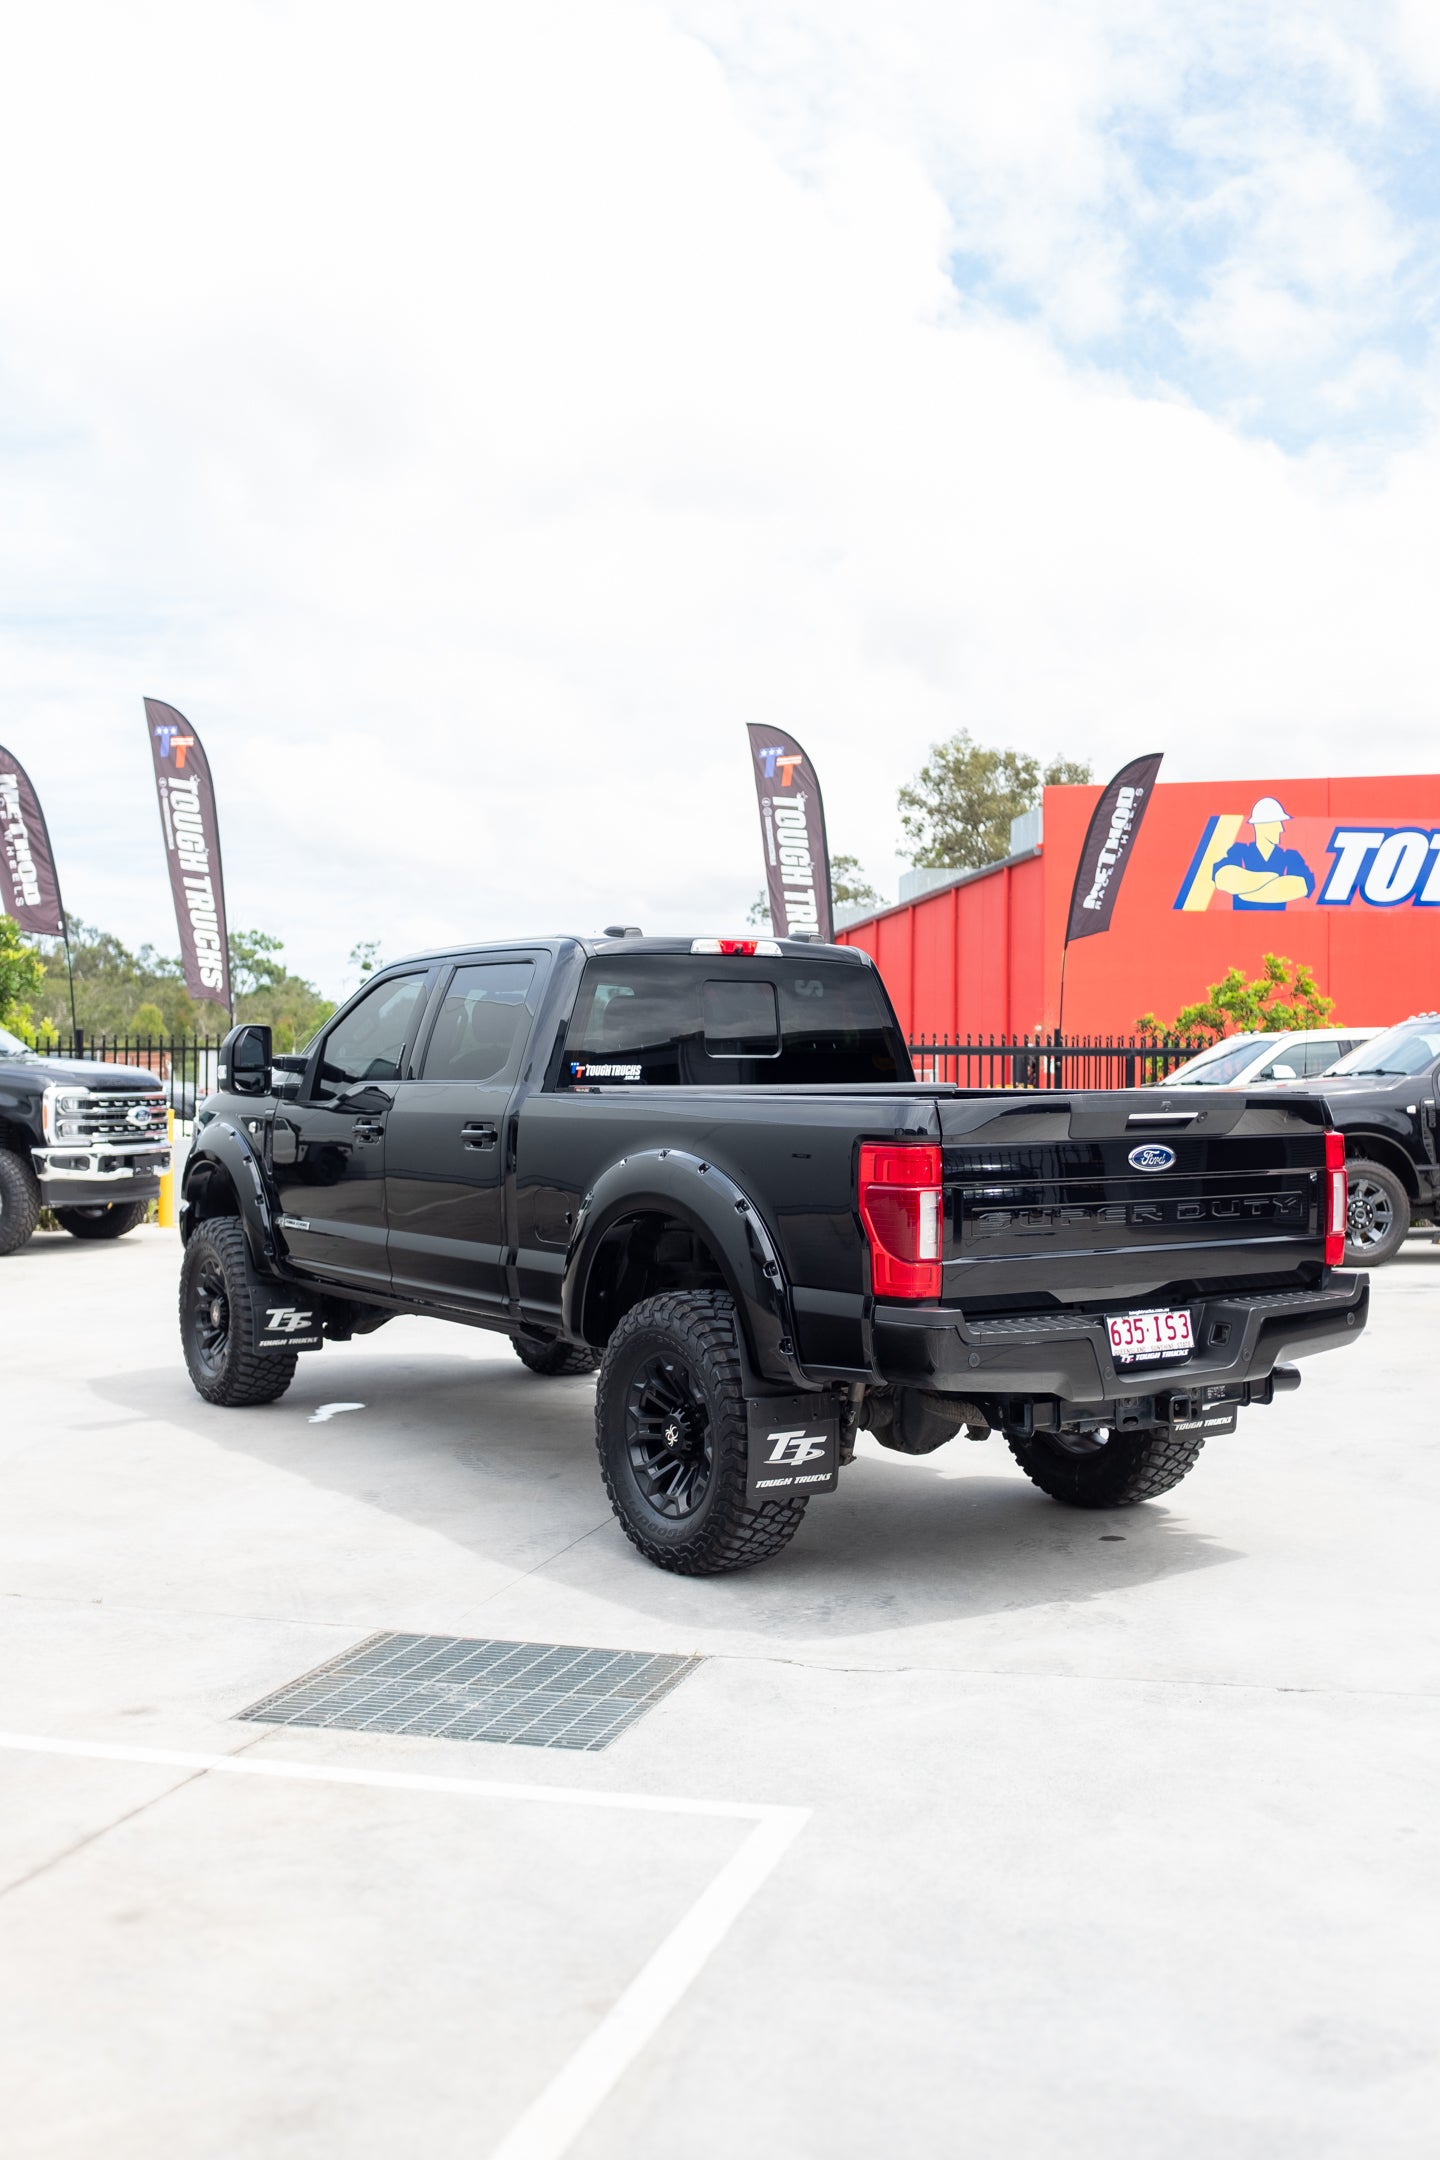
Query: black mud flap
[[246, 1285, 324, 1352], [1168, 1398, 1239, 1438], [746, 1394, 840, 1504]]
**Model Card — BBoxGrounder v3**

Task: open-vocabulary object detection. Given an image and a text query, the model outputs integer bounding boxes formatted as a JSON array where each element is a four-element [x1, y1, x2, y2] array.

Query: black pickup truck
[[1283, 1015, 1440, 1265], [0, 1024, 171, 1255], [177, 934, 1367, 1574]]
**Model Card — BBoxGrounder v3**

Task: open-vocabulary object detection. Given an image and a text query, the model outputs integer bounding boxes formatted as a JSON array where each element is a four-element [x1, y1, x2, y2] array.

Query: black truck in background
[[1281, 1015, 1440, 1266], [177, 934, 1368, 1575], [0, 1024, 171, 1254]]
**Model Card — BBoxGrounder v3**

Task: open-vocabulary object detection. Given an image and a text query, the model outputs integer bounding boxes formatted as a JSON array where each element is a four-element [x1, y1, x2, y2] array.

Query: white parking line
[[0, 1731, 809, 2160]]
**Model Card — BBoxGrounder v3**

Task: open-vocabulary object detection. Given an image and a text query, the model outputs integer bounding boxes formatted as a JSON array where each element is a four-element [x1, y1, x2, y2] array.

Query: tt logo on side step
[[766, 1430, 828, 1467]]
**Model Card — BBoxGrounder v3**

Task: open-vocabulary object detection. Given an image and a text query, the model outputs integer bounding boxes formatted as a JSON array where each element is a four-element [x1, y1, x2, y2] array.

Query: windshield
[[0, 1024, 37, 1062], [1327, 1022, 1440, 1077], [1170, 1036, 1278, 1086]]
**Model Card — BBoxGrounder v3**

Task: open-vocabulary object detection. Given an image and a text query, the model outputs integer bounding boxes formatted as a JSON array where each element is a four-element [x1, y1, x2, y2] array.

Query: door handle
[[461, 1122, 499, 1150], [353, 1117, 384, 1142]]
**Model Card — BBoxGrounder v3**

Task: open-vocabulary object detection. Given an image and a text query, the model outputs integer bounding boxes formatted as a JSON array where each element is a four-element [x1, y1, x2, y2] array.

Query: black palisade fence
[[21, 1034, 225, 1120], [906, 1033, 1206, 1090]]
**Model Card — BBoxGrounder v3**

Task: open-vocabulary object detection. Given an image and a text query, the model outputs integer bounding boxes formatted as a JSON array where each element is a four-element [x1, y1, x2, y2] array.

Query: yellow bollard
[[157, 1107, 176, 1228]]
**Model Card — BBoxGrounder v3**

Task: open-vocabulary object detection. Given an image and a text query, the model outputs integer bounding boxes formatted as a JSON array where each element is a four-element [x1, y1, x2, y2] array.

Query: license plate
[[1106, 1307, 1194, 1363]]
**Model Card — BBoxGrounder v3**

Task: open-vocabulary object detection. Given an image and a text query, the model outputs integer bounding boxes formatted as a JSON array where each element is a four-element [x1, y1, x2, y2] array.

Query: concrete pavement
[[2, 1226, 1436, 2156]]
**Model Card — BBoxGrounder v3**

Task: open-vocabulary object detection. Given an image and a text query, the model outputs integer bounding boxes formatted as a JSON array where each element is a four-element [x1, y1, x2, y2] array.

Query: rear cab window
[[559, 955, 909, 1085]]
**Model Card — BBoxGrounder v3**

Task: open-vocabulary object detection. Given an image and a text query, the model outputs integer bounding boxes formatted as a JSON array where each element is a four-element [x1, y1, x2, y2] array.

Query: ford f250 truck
[[177, 935, 1368, 1574], [0, 1024, 171, 1255]]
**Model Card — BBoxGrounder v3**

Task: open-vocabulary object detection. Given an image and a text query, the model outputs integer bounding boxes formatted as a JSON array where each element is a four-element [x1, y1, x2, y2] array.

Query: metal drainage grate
[[238, 1633, 701, 1752]]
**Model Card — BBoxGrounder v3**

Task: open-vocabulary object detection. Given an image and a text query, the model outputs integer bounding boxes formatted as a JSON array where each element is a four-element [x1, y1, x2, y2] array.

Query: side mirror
[[1269, 1063, 1297, 1080], [219, 1023, 273, 1096]]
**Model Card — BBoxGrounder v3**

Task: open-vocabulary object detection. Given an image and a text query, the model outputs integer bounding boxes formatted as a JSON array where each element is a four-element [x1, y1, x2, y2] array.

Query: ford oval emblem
[[1129, 1143, 1177, 1173]]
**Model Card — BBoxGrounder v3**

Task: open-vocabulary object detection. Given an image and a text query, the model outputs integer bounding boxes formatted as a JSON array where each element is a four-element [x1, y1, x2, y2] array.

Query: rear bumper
[[868, 1272, 1369, 1406]]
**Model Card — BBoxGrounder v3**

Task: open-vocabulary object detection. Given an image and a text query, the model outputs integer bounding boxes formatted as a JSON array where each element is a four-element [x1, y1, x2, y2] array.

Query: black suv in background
[[1289, 1015, 1440, 1263], [0, 1024, 171, 1254]]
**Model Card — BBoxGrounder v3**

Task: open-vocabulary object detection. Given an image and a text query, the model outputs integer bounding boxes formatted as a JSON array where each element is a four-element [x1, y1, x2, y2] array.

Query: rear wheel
[[1345, 1160, 1410, 1266], [0, 1148, 41, 1256], [1007, 1425, 1205, 1508], [595, 1290, 807, 1574], [511, 1331, 600, 1377], [55, 1200, 149, 1241], [179, 1218, 298, 1406]]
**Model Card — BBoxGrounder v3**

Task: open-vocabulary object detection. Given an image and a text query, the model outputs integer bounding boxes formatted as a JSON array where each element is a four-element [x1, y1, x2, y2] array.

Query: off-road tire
[[511, 1331, 600, 1377], [1345, 1159, 1410, 1266], [1007, 1426, 1205, 1508], [0, 1148, 41, 1257], [179, 1218, 298, 1406], [595, 1290, 807, 1574], [55, 1200, 149, 1241]]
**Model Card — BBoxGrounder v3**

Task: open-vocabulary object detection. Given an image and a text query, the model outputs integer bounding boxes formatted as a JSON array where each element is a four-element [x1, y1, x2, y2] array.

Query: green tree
[[130, 1001, 167, 1037], [898, 732, 1092, 871], [1137, 954, 1335, 1044], [749, 853, 886, 927], [0, 915, 46, 1030], [348, 939, 381, 980], [229, 929, 288, 998]]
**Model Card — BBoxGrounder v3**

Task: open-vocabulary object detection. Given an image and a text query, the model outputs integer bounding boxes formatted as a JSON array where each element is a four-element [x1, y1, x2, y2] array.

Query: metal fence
[[20, 1033, 223, 1120], [907, 1033, 1206, 1090]]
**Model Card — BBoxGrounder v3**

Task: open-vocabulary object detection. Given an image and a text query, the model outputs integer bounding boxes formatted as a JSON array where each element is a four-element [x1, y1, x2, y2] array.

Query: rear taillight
[[1324, 1131, 1347, 1266], [858, 1142, 944, 1298]]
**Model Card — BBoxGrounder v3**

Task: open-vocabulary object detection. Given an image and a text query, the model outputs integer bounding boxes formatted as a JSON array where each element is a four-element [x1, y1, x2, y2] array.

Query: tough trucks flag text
[[746, 724, 834, 942], [1064, 752, 1164, 944], [144, 698, 232, 1009], [0, 744, 65, 935]]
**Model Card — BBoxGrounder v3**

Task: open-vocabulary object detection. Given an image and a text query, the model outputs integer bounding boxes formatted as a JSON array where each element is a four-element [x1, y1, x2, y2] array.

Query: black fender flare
[[180, 1119, 281, 1273], [561, 1147, 806, 1389]]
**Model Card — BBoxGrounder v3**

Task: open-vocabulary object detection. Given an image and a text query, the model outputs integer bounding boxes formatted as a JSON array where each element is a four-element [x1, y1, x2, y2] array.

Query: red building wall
[[840, 773, 1440, 1039]]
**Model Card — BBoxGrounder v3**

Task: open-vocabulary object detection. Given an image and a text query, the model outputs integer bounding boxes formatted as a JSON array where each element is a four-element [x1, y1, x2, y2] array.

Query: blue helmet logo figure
[[1129, 1144, 1177, 1173]]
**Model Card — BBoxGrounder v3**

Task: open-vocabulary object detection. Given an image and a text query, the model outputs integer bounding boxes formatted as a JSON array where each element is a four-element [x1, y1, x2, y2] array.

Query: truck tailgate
[[937, 1089, 1331, 1297]]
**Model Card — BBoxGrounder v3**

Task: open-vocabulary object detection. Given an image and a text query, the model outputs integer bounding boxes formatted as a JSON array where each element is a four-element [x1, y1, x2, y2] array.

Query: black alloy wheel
[[594, 1290, 809, 1574], [1344, 1161, 1410, 1266], [624, 1352, 715, 1519], [178, 1217, 300, 1406]]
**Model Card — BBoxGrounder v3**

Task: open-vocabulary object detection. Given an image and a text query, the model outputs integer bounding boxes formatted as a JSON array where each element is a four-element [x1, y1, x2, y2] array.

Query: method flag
[[1064, 752, 1163, 944], [0, 744, 65, 935], [144, 698, 232, 1010], [746, 725, 834, 942]]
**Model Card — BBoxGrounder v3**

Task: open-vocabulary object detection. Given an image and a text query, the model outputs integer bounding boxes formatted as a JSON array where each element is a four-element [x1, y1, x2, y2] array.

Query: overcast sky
[[3, 1, 1439, 994]]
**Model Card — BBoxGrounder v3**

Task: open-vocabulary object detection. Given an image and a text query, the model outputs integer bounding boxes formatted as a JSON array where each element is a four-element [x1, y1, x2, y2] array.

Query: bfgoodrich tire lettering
[[55, 1200, 149, 1241], [1007, 1426, 1205, 1508], [595, 1290, 807, 1575], [179, 1218, 298, 1406], [0, 1148, 41, 1257]]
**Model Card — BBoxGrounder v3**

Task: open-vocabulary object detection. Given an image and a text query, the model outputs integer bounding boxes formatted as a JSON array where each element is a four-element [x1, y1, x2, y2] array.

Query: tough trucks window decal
[[569, 1062, 643, 1083], [746, 1396, 839, 1503]]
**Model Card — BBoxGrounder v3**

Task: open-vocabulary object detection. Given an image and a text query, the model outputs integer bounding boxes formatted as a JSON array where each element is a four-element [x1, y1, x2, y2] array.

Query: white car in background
[[1158, 1027, 1382, 1088]]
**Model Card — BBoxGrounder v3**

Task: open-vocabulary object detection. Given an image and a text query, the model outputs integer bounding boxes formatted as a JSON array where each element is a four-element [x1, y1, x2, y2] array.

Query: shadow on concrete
[[90, 1341, 1239, 1645]]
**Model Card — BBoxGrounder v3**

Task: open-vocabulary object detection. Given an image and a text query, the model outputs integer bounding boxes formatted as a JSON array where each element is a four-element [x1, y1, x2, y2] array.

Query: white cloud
[[0, 0, 1437, 995]]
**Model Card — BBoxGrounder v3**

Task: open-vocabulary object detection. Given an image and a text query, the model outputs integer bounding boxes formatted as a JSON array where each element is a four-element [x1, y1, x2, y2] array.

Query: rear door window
[[561, 957, 906, 1084], [418, 962, 536, 1084]]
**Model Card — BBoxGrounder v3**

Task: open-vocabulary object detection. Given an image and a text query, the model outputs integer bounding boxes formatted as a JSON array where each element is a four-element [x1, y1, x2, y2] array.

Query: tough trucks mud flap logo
[[247, 1289, 323, 1352], [746, 1395, 840, 1503]]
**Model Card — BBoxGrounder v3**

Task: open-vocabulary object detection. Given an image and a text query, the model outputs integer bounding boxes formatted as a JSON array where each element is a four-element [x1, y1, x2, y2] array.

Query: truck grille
[[70, 1090, 168, 1142]]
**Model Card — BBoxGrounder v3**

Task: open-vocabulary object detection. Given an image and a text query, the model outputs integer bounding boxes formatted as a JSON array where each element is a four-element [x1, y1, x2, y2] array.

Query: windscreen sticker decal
[[570, 1062, 643, 1082]]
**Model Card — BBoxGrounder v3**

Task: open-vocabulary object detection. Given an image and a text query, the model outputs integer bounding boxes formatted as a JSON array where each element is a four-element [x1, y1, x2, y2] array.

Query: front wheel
[[595, 1290, 807, 1574], [1345, 1160, 1410, 1266], [1007, 1425, 1205, 1508], [55, 1200, 149, 1241], [0, 1149, 41, 1256], [179, 1218, 298, 1406]]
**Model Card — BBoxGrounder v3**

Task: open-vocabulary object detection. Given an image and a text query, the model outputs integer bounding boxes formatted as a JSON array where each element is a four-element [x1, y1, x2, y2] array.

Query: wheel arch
[[561, 1149, 802, 1387], [1342, 1131, 1419, 1200], [180, 1122, 276, 1270]]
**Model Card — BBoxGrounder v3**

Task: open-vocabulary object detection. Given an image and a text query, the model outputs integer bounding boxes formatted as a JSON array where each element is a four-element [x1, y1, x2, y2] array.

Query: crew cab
[[177, 935, 1368, 1574], [0, 1023, 171, 1255]]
